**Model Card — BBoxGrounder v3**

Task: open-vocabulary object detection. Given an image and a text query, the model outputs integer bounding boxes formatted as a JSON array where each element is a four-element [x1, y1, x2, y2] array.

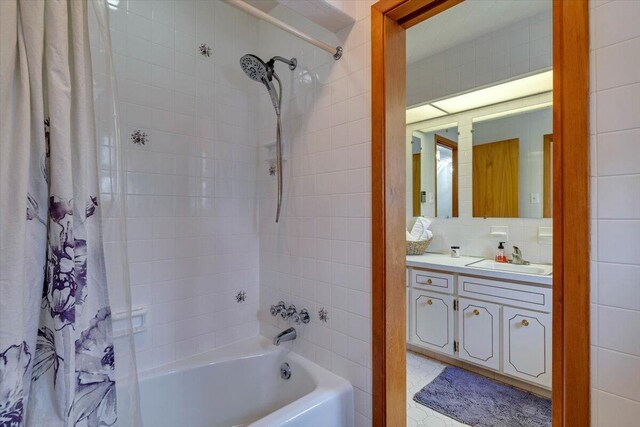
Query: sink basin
[[467, 259, 553, 276]]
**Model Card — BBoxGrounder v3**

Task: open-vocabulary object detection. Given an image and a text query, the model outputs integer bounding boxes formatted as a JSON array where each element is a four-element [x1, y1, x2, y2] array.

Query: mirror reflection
[[472, 106, 552, 218], [411, 126, 458, 218], [405, 0, 553, 222]]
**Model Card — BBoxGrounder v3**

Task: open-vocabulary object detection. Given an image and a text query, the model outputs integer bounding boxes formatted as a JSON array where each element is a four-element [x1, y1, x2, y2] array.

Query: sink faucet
[[273, 327, 296, 346], [510, 246, 530, 265]]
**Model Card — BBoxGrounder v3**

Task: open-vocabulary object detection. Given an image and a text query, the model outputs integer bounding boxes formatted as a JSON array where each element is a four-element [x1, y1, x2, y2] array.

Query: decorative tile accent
[[235, 290, 247, 303], [318, 307, 329, 322], [130, 130, 147, 145], [199, 43, 212, 58]]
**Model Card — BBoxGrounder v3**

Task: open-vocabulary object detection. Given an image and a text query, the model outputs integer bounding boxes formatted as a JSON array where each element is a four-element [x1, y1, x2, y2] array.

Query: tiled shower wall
[[255, 3, 373, 426], [590, 0, 640, 424], [103, 0, 261, 372]]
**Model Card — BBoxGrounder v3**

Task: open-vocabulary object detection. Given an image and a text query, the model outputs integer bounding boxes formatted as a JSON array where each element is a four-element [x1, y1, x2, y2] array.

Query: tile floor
[[406, 351, 468, 427]]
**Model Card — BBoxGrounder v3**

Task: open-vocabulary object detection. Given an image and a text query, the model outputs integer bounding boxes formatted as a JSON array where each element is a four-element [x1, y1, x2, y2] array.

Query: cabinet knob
[[427, 279, 433, 284], [521, 319, 529, 327], [426, 299, 433, 305], [473, 309, 480, 316]]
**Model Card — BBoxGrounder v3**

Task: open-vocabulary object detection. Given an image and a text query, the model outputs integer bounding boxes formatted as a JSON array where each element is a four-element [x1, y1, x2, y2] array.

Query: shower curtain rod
[[225, 0, 343, 60]]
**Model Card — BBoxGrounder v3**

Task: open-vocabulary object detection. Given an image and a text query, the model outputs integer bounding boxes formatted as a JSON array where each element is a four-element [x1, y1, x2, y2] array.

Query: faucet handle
[[291, 312, 301, 324], [270, 301, 286, 317], [285, 304, 298, 320], [299, 309, 310, 324]]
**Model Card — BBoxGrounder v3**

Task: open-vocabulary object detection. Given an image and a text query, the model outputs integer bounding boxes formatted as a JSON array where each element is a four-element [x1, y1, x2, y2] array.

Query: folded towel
[[406, 230, 418, 242], [411, 217, 432, 241]]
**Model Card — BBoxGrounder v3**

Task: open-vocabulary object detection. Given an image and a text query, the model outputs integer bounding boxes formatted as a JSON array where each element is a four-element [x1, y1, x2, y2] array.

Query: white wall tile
[[597, 391, 640, 427], [99, 0, 261, 372], [598, 348, 640, 402], [591, 1, 640, 423]]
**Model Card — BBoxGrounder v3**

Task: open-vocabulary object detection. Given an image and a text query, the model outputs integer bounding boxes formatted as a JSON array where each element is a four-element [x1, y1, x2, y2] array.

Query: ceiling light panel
[[406, 104, 448, 124], [431, 70, 553, 114]]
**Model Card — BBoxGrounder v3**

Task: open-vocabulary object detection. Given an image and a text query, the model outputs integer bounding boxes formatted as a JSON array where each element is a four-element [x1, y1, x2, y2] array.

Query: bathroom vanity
[[406, 253, 552, 389]]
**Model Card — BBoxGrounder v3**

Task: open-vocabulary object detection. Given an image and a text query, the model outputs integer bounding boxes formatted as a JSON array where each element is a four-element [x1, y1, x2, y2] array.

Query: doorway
[[371, 0, 590, 425]]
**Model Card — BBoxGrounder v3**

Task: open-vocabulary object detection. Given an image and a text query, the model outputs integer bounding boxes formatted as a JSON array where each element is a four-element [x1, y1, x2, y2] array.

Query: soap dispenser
[[495, 242, 508, 263]]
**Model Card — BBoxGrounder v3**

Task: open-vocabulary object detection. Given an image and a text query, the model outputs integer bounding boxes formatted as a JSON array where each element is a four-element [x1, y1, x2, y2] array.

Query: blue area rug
[[414, 366, 551, 427]]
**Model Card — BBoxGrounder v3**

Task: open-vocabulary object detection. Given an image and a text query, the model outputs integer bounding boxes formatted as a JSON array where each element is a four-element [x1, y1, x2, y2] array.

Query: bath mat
[[413, 366, 551, 427]]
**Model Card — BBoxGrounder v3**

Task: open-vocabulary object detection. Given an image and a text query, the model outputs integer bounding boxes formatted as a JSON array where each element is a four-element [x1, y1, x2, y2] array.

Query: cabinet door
[[503, 307, 552, 388], [411, 290, 454, 355], [406, 288, 410, 340], [458, 298, 501, 370]]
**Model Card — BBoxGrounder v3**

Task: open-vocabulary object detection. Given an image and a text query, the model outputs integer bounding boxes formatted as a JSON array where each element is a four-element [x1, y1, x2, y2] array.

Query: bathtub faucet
[[270, 301, 311, 325], [273, 327, 297, 346]]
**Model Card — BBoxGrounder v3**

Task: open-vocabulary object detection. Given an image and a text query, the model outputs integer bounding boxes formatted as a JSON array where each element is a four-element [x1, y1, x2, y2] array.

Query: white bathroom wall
[[406, 11, 551, 107], [590, 0, 640, 425], [255, 3, 373, 426], [102, 0, 261, 372]]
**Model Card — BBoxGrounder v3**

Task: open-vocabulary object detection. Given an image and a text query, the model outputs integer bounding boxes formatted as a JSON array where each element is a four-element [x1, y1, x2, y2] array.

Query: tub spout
[[273, 327, 296, 346]]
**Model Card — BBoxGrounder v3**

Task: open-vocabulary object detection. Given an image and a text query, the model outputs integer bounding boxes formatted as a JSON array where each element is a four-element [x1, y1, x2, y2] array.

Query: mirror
[[405, 0, 553, 221], [411, 126, 458, 218], [472, 106, 552, 218]]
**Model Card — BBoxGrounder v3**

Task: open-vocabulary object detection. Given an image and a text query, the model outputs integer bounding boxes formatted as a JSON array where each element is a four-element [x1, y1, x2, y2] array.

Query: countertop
[[406, 253, 553, 286]]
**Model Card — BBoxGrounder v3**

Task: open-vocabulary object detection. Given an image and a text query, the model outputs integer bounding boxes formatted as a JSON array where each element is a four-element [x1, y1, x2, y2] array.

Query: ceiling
[[406, 0, 551, 64], [406, 70, 553, 124]]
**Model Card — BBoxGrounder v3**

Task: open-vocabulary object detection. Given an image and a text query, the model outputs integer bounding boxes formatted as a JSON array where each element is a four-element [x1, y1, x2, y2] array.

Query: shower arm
[[270, 56, 297, 71]]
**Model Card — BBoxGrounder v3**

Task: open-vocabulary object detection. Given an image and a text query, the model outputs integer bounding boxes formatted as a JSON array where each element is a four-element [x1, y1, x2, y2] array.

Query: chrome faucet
[[273, 327, 296, 346], [270, 302, 311, 325], [510, 246, 530, 265]]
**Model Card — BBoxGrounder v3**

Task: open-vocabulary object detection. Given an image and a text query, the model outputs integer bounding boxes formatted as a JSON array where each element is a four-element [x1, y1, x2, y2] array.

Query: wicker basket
[[406, 237, 433, 255]]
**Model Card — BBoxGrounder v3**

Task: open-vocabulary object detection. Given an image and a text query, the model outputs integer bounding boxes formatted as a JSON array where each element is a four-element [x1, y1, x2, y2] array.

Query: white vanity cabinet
[[503, 307, 552, 388], [411, 290, 455, 356], [406, 260, 552, 389], [457, 298, 501, 371]]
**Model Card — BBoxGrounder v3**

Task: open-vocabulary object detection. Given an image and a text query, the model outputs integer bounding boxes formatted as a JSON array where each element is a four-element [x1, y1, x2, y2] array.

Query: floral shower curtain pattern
[[1, 1, 117, 425]]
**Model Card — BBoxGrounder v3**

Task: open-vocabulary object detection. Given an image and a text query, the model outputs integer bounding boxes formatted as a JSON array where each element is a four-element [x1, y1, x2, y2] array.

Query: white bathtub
[[138, 336, 354, 427]]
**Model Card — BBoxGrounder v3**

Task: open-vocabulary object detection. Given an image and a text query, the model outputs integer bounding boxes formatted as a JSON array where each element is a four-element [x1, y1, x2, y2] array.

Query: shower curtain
[[0, 1, 133, 425]]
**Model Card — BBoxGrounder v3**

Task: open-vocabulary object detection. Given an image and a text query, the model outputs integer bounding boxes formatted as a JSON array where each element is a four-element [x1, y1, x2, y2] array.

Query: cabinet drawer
[[410, 290, 455, 356], [503, 307, 552, 388], [458, 275, 551, 312], [458, 298, 501, 371], [411, 269, 454, 294]]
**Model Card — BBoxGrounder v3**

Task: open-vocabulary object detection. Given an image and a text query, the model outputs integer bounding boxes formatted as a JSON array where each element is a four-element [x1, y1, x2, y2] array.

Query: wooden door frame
[[434, 134, 458, 218], [412, 152, 421, 216], [544, 134, 553, 218], [371, 0, 590, 426]]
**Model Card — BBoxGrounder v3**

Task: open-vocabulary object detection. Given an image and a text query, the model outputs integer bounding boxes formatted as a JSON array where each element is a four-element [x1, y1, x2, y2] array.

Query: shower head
[[240, 54, 297, 116], [240, 54, 296, 224], [240, 54, 271, 83], [240, 54, 280, 114]]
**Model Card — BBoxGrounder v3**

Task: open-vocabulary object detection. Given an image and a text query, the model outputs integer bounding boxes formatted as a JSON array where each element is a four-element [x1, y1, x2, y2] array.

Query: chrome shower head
[[240, 54, 271, 83], [240, 54, 280, 115]]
